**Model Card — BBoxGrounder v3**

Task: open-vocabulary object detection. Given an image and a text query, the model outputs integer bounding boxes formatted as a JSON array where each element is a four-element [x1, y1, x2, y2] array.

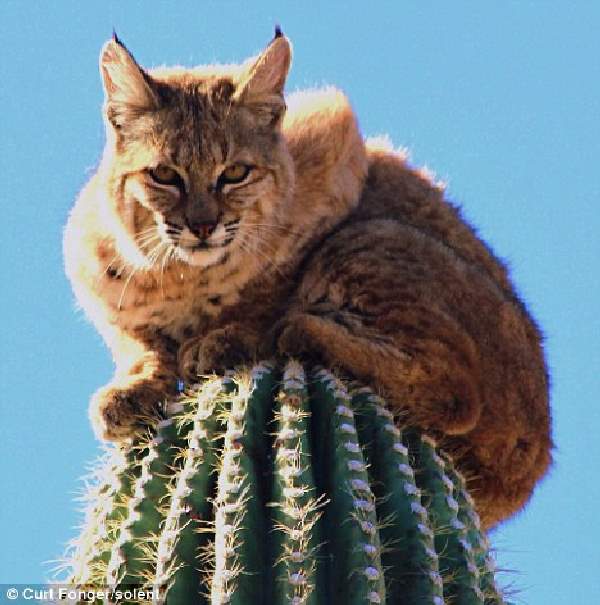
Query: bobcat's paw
[[178, 327, 253, 380], [90, 379, 168, 442]]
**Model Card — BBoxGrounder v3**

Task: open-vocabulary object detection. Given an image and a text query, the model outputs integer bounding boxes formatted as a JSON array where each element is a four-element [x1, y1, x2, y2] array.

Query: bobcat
[[64, 30, 552, 528]]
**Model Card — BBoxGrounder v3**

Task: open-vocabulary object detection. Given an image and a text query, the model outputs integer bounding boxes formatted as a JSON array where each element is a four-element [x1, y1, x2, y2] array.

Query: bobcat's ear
[[100, 34, 159, 129], [235, 29, 292, 127]]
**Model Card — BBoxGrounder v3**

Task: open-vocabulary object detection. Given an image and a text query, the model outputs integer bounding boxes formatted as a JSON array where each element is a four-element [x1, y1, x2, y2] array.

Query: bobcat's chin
[[175, 245, 230, 267]]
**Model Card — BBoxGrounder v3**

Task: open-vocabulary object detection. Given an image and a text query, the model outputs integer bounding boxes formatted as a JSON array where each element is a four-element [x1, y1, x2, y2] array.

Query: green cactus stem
[[61, 361, 507, 605]]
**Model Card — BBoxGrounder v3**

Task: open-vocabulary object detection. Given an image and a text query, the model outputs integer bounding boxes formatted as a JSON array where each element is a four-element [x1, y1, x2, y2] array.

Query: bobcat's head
[[99, 31, 294, 268]]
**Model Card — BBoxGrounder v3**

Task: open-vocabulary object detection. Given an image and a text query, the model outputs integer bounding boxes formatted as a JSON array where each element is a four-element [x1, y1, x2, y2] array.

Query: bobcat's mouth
[[165, 219, 239, 267]]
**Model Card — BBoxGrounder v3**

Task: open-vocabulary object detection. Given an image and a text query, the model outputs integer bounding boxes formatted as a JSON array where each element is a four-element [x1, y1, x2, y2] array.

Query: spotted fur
[[64, 33, 552, 528]]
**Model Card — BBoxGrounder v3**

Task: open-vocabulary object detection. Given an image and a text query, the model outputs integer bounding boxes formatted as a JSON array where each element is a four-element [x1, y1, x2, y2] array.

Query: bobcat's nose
[[188, 220, 217, 240]]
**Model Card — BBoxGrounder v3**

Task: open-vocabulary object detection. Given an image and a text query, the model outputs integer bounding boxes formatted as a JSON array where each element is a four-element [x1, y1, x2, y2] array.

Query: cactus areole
[[62, 362, 507, 604]]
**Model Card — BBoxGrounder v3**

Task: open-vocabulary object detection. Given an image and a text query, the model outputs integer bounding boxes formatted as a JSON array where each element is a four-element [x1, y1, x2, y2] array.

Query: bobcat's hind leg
[[277, 309, 482, 435]]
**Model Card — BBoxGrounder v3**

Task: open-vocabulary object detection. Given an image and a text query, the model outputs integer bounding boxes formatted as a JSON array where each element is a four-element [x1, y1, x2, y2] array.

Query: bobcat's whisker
[[138, 235, 164, 255], [134, 237, 164, 260], [135, 232, 160, 244], [159, 244, 175, 299], [135, 231, 162, 246], [138, 239, 163, 255], [134, 226, 160, 237], [133, 229, 162, 248], [238, 233, 286, 279], [116, 239, 166, 309], [243, 228, 282, 257], [241, 222, 303, 236], [146, 241, 168, 270], [117, 267, 138, 311]]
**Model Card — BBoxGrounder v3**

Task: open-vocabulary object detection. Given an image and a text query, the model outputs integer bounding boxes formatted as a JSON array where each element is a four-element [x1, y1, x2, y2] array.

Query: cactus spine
[[62, 362, 507, 604]]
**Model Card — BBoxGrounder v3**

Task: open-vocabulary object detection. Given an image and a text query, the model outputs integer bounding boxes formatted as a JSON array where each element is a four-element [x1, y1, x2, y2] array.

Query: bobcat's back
[[283, 144, 552, 527]]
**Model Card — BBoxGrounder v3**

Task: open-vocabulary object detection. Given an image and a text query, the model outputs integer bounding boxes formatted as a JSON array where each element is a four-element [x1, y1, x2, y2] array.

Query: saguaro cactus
[[62, 361, 507, 604]]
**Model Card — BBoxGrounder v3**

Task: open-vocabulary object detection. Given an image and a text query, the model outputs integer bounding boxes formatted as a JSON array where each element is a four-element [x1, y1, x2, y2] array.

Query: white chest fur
[[96, 255, 244, 342]]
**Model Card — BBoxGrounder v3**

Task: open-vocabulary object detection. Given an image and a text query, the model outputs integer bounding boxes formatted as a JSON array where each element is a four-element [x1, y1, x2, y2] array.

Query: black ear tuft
[[112, 28, 122, 46], [274, 24, 283, 39], [100, 34, 159, 128]]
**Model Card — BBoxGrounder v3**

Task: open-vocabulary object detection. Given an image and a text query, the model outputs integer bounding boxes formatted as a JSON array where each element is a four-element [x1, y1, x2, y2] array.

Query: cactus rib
[[270, 361, 326, 605]]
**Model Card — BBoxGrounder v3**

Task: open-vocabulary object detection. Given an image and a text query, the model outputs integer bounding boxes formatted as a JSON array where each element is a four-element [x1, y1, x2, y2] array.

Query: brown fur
[[64, 33, 552, 529]]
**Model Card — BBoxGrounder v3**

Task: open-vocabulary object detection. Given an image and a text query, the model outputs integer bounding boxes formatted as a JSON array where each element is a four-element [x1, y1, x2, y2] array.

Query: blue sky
[[1, 2, 598, 603]]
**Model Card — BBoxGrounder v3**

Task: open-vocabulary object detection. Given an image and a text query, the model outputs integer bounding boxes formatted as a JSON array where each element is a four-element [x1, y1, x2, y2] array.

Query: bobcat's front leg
[[90, 332, 179, 442], [178, 323, 264, 380]]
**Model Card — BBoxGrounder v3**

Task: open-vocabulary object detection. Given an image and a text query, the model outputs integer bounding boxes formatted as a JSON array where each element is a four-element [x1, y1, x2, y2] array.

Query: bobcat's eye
[[219, 164, 252, 185], [149, 165, 184, 189]]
